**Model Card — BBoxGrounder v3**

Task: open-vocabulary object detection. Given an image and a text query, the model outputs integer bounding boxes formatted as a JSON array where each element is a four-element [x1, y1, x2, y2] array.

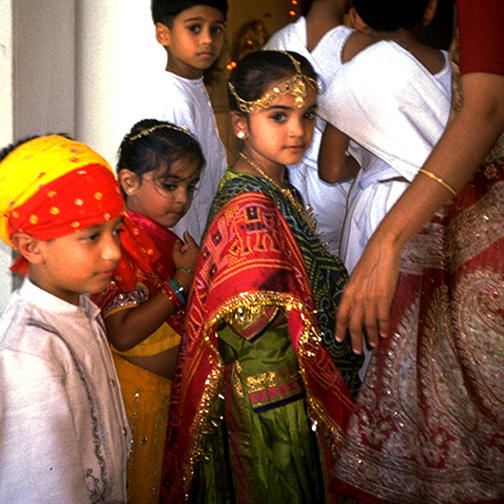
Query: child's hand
[[172, 232, 199, 273]]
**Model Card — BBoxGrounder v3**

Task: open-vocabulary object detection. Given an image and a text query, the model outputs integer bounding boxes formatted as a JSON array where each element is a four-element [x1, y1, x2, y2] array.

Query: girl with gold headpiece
[[93, 119, 203, 504], [161, 51, 363, 504]]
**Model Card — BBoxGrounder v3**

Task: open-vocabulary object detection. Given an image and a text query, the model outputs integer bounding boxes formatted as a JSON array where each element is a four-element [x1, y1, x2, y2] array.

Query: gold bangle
[[418, 168, 456, 196]]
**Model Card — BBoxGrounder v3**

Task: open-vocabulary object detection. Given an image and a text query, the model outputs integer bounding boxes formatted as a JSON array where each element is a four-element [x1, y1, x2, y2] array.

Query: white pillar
[[12, 1, 75, 138], [0, 0, 75, 309], [0, 0, 14, 309], [0, 0, 13, 145], [75, 0, 165, 167]]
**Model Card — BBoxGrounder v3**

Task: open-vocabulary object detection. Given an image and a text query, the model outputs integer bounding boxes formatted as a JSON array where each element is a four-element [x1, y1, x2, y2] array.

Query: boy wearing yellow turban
[[0, 135, 131, 502]]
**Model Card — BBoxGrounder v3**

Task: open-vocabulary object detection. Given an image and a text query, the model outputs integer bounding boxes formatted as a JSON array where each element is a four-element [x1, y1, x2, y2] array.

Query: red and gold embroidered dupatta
[[93, 209, 185, 335], [162, 180, 356, 502]]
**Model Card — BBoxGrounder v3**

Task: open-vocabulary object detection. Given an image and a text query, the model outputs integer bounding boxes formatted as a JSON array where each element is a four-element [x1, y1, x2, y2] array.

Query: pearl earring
[[237, 131, 246, 140]]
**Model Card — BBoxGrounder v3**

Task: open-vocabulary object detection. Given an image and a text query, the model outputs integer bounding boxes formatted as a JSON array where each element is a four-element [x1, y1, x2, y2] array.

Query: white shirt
[[320, 40, 452, 273], [142, 70, 228, 243], [0, 279, 130, 503]]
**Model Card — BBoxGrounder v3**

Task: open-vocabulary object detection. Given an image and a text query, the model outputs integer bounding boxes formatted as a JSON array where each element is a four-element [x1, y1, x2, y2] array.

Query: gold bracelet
[[418, 168, 456, 196]]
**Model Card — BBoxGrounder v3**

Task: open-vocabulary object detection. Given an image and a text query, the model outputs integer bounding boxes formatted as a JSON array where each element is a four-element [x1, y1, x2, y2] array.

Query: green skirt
[[189, 324, 325, 504]]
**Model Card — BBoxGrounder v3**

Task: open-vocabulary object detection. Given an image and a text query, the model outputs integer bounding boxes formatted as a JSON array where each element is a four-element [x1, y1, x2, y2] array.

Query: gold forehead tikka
[[228, 51, 319, 113], [129, 123, 192, 142]]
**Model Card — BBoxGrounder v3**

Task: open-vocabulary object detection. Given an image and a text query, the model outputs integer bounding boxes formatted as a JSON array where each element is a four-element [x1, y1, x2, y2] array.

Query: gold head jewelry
[[228, 51, 319, 113], [129, 123, 191, 142]]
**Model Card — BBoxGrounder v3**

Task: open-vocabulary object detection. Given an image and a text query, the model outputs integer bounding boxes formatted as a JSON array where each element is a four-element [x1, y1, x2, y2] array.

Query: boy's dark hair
[[352, 0, 430, 31], [228, 50, 318, 114], [117, 119, 205, 195], [151, 0, 228, 25]]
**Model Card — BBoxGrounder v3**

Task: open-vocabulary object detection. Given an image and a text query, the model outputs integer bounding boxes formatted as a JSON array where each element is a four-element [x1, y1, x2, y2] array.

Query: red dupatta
[[93, 210, 184, 333], [161, 191, 355, 503]]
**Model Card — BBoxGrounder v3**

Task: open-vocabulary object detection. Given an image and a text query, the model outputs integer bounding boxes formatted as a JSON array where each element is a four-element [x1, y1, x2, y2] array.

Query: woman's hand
[[335, 234, 401, 354], [334, 67, 504, 357]]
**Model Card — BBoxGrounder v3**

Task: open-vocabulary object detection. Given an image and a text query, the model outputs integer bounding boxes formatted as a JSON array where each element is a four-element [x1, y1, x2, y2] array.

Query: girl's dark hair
[[151, 0, 228, 25], [352, 0, 430, 31], [117, 119, 205, 189], [228, 50, 318, 114]]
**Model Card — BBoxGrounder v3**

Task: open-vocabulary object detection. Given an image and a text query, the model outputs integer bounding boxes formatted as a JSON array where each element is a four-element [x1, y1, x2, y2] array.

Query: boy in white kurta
[[149, 0, 228, 244], [318, 0, 451, 380], [319, 0, 452, 272], [0, 135, 131, 503]]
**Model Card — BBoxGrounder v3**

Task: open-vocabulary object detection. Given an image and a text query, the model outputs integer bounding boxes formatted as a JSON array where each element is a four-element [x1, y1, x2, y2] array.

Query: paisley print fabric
[[335, 5, 504, 500]]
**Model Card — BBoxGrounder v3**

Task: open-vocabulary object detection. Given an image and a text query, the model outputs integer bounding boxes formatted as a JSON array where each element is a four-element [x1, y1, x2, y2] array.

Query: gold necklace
[[239, 151, 317, 232]]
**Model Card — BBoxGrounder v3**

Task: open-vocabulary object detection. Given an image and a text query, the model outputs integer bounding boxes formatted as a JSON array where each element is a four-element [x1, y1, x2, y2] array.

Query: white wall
[[75, 0, 164, 166], [0, 0, 13, 143], [0, 0, 14, 309], [0, 0, 76, 310], [13, 1, 75, 138], [0, 1, 162, 311]]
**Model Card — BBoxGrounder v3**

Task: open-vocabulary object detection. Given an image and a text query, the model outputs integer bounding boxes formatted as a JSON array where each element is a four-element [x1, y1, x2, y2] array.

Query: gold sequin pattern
[[181, 291, 335, 497]]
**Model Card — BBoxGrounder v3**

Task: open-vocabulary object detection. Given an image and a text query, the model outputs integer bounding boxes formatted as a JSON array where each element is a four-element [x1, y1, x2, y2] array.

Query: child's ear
[[230, 111, 249, 140], [118, 169, 141, 197], [10, 233, 44, 266], [423, 0, 438, 27], [155, 22, 171, 47], [349, 7, 371, 35]]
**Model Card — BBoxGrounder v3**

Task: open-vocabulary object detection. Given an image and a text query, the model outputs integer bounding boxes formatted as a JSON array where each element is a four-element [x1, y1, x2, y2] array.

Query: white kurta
[[142, 71, 228, 244], [320, 40, 452, 272], [264, 17, 355, 255], [0, 279, 130, 504]]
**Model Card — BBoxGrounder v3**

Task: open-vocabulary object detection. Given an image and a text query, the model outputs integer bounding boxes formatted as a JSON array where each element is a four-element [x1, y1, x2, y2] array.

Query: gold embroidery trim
[[182, 291, 347, 498]]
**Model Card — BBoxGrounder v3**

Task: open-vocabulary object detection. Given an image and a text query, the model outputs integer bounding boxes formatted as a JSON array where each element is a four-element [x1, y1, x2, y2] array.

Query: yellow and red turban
[[0, 135, 124, 273]]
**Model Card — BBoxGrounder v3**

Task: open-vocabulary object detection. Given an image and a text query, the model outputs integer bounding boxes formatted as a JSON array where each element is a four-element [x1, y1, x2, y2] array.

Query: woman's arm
[[335, 71, 504, 353], [319, 123, 360, 183]]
